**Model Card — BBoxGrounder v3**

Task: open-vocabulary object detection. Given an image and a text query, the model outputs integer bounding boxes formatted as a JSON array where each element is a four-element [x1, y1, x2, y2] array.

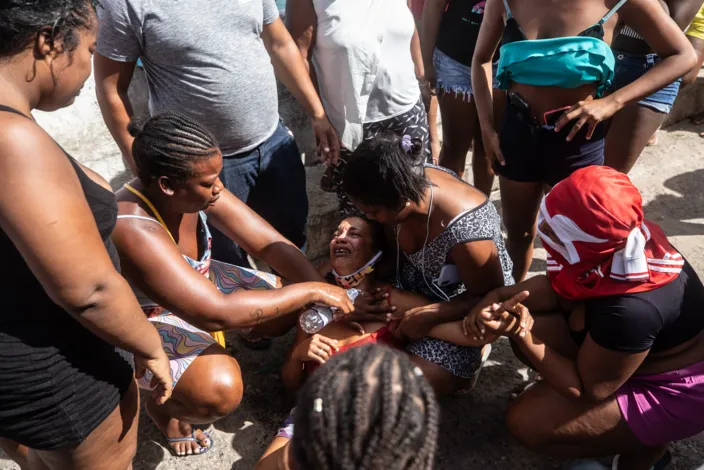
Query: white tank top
[[312, 0, 421, 151]]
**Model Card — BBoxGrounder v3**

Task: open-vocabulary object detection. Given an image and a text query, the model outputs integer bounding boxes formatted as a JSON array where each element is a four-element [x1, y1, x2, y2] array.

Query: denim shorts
[[494, 100, 605, 186], [433, 48, 498, 101], [611, 52, 681, 114]]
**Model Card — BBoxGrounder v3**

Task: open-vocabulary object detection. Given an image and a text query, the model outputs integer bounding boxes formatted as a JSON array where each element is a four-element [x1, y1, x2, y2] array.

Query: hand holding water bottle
[[311, 284, 356, 314], [300, 287, 358, 334]]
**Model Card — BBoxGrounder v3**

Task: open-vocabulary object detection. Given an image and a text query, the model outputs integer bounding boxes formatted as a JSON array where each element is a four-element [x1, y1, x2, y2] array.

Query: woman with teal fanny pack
[[471, 0, 695, 284]]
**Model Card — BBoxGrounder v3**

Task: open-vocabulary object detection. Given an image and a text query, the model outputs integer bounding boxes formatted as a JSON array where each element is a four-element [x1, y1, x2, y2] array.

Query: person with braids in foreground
[[0, 1, 172, 469], [111, 113, 354, 458], [256, 344, 439, 470]]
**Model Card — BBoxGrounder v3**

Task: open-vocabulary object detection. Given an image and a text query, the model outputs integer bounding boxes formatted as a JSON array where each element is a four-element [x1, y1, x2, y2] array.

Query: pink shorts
[[616, 360, 704, 446]]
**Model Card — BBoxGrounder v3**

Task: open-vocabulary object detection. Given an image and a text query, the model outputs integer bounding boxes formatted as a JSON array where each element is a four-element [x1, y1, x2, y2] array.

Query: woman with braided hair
[[111, 113, 354, 457], [257, 344, 439, 470]]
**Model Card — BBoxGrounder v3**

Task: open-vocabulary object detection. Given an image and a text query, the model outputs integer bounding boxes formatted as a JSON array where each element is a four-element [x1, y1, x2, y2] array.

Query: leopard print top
[[397, 168, 514, 300]]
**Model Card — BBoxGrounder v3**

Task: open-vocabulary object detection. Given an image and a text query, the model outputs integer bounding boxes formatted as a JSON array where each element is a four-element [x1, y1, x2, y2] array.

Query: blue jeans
[[210, 122, 308, 266], [433, 48, 498, 101], [611, 52, 682, 114]]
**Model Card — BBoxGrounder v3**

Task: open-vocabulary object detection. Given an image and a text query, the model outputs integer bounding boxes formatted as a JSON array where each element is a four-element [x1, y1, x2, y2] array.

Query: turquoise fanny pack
[[497, 36, 616, 97]]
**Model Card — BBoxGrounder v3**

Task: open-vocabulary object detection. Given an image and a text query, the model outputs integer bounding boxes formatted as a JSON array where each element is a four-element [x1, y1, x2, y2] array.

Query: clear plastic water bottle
[[299, 288, 360, 334]]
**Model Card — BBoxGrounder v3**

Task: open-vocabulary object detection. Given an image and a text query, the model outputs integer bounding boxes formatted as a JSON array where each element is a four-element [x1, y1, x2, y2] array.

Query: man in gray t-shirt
[[95, 0, 339, 266]]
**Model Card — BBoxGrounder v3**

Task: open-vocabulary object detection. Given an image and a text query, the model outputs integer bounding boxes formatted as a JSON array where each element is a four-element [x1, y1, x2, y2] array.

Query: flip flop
[[166, 429, 215, 457], [455, 344, 493, 395], [510, 373, 543, 400]]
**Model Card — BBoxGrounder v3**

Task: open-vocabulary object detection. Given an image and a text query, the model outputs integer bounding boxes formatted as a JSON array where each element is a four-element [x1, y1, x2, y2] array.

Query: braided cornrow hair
[[292, 344, 439, 470], [128, 113, 220, 184]]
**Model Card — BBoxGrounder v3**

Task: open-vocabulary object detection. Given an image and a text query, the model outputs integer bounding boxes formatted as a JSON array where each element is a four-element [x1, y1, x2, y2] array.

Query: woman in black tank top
[[0, 2, 171, 469]]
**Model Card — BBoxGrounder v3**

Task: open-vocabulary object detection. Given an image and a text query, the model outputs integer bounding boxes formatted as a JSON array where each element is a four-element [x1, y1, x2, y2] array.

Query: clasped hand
[[463, 291, 534, 341]]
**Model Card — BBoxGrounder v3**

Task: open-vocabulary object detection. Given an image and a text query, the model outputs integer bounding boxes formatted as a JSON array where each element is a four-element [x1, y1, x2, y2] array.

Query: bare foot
[[145, 398, 212, 457], [647, 133, 658, 146]]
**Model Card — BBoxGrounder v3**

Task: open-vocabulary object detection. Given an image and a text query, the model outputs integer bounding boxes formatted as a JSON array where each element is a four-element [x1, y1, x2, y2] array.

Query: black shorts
[[0, 324, 134, 450], [493, 101, 605, 186]]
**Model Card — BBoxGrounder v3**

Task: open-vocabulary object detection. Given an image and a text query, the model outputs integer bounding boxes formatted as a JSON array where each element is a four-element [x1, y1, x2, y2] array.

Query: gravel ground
[[1, 75, 703, 470]]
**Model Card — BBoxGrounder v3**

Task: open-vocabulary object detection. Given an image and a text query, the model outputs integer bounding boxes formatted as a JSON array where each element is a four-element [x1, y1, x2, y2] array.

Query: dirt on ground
[[1, 76, 703, 470]]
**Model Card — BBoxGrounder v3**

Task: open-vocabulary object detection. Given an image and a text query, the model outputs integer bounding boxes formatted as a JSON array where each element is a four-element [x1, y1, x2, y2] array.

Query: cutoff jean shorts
[[611, 52, 681, 114], [433, 48, 498, 101]]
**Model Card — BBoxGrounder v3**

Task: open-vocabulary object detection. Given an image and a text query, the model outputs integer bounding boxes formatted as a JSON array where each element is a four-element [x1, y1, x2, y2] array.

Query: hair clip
[[314, 398, 323, 412], [413, 367, 424, 377], [400, 135, 413, 154]]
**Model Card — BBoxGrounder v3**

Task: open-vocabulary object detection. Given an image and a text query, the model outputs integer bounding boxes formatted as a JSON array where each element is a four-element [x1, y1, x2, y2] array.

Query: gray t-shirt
[[97, 0, 280, 155]]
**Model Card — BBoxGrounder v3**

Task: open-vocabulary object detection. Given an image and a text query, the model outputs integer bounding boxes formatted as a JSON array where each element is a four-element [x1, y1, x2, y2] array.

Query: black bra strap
[[0, 104, 30, 119]]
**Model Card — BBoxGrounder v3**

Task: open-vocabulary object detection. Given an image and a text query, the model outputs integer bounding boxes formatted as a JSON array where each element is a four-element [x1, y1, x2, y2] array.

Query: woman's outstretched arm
[[113, 215, 353, 332]]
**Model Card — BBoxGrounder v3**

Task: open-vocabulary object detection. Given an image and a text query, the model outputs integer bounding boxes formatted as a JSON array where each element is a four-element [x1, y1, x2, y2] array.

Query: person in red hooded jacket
[[463, 166, 704, 470]]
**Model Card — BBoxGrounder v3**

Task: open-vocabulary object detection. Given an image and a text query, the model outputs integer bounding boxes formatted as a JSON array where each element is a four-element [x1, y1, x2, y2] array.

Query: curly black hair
[[342, 132, 430, 210], [128, 113, 220, 184], [292, 344, 439, 470], [0, 0, 98, 59]]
